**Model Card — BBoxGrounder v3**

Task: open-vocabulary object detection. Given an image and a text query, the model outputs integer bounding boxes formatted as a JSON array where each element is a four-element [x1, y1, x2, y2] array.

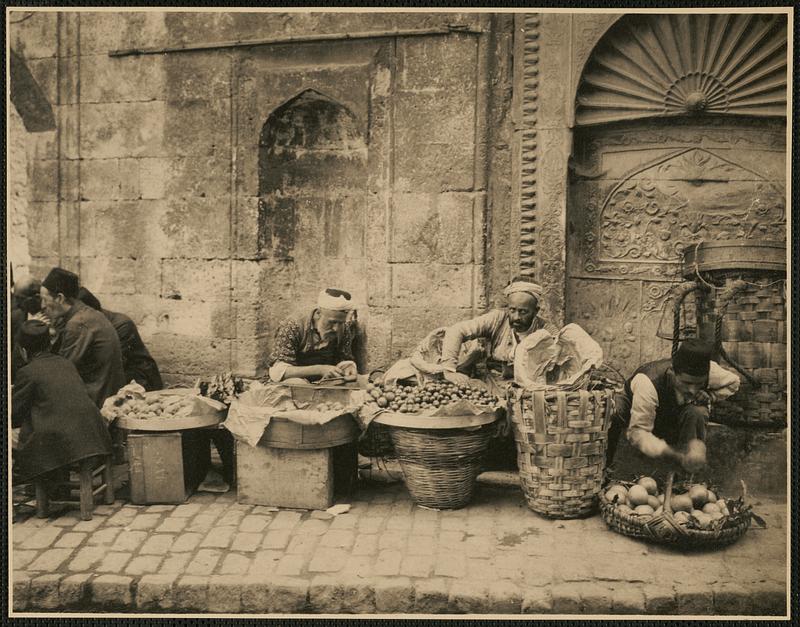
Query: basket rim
[[598, 492, 751, 546]]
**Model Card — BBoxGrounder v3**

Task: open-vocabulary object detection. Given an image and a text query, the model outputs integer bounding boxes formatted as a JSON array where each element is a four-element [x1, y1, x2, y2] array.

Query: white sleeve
[[268, 361, 290, 382], [707, 361, 740, 402], [626, 373, 669, 458]]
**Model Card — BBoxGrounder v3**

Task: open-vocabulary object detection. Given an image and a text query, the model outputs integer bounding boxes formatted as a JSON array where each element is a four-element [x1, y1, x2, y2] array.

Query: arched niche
[[256, 87, 368, 316], [565, 13, 787, 375]]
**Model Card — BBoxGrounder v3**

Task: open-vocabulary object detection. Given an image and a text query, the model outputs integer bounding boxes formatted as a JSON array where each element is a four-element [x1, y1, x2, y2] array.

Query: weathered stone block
[[90, 574, 134, 608], [146, 333, 232, 375], [136, 574, 177, 611], [486, 581, 523, 614], [448, 580, 489, 613], [309, 575, 376, 614], [164, 98, 230, 157], [25, 202, 59, 257], [395, 90, 475, 148], [80, 12, 168, 56], [161, 258, 230, 302], [643, 584, 677, 614], [232, 338, 268, 378], [174, 575, 208, 612], [12, 572, 31, 612], [522, 586, 553, 614], [749, 581, 786, 616], [391, 192, 474, 264], [165, 154, 231, 199], [389, 306, 474, 360], [80, 256, 161, 299], [675, 583, 714, 615], [80, 101, 166, 159], [59, 574, 92, 608], [611, 586, 646, 614], [397, 34, 478, 92], [155, 299, 233, 339], [29, 574, 63, 610], [392, 263, 473, 309], [81, 54, 164, 104], [395, 142, 475, 193], [414, 578, 451, 614], [158, 196, 232, 259], [80, 159, 122, 200], [30, 159, 58, 202], [374, 577, 414, 613], [138, 157, 167, 200], [80, 200, 165, 258], [206, 575, 242, 613]]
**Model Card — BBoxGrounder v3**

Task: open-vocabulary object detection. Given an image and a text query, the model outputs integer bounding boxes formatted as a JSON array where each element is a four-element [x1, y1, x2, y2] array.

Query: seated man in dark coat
[[10, 275, 43, 382], [605, 339, 740, 473], [40, 267, 125, 408], [12, 320, 113, 485], [77, 287, 163, 391]]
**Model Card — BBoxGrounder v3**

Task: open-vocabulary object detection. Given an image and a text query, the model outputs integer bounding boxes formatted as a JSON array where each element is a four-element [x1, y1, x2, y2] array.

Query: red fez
[[42, 267, 79, 298], [672, 339, 712, 377]]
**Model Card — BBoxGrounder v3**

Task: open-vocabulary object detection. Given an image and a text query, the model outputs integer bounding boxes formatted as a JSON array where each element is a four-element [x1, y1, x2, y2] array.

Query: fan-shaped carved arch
[[575, 14, 787, 126]]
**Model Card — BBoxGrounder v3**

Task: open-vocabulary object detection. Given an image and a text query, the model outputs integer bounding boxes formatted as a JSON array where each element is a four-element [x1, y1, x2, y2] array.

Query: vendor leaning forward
[[605, 339, 740, 473], [267, 288, 365, 382], [440, 277, 559, 391]]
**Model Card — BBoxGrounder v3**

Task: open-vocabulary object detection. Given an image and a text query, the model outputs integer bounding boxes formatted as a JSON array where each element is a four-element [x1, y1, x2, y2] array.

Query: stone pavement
[[11, 479, 787, 616]]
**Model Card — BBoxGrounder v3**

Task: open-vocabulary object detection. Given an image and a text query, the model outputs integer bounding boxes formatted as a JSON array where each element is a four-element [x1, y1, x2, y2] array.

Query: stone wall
[[9, 11, 515, 383]]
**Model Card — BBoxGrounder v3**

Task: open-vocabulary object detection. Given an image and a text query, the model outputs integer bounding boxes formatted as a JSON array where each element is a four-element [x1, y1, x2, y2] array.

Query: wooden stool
[[35, 455, 115, 521]]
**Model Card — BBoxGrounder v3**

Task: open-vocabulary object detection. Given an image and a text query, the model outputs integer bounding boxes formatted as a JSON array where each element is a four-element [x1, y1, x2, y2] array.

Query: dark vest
[[621, 358, 683, 442]]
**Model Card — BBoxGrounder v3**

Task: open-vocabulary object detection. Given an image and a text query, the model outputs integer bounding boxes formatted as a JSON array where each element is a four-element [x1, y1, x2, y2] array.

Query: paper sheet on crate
[[224, 381, 369, 447]]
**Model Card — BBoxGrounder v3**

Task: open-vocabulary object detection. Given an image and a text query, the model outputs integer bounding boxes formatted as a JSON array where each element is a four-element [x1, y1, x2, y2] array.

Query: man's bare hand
[[318, 365, 344, 379], [683, 439, 707, 473]]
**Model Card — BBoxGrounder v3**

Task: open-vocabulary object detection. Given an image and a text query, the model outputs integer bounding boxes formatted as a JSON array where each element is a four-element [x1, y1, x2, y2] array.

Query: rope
[[713, 279, 761, 389]]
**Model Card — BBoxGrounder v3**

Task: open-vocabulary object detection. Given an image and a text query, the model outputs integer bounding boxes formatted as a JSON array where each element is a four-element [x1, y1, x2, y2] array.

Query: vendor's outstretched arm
[[626, 373, 674, 459], [441, 310, 503, 371], [707, 361, 740, 401], [269, 362, 342, 382]]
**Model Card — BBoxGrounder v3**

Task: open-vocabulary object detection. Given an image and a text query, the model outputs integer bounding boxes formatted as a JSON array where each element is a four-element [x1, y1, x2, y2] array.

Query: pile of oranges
[[605, 476, 733, 529], [365, 381, 499, 414]]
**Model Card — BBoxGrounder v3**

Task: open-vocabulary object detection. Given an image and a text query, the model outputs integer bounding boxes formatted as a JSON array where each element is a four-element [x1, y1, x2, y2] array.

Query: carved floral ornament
[[579, 148, 786, 278], [575, 14, 788, 126]]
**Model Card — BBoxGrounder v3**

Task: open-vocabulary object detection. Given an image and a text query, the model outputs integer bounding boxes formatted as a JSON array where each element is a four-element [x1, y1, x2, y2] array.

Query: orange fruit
[[647, 495, 660, 509], [674, 511, 691, 525], [670, 494, 693, 512], [634, 504, 655, 516], [702, 502, 720, 515], [706, 490, 717, 503], [637, 476, 658, 496], [627, 485, 650, 506], [688, 484, 708, 508]]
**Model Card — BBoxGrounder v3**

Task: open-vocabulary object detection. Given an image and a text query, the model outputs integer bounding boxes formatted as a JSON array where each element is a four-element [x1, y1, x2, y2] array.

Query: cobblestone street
[[12, 479, 787, 616]]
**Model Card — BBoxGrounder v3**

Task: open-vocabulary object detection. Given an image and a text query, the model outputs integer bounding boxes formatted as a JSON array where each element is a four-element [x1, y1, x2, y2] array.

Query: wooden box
[[127, 430, 211, 504], [236, 438, 358, 510]]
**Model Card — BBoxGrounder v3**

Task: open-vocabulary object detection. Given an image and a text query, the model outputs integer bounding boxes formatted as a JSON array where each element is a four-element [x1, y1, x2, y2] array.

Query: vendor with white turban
[[267, 288, 365, 382], [440, 277, 559, 387]]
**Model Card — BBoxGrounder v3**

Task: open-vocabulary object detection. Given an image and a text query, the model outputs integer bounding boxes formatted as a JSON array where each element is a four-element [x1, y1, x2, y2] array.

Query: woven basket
[[697, 273, 786, 427], [358, 420, 395, 459], [599, 472, 751, 549], [510, 387, 614, 518], [389, 424, 493, 509]]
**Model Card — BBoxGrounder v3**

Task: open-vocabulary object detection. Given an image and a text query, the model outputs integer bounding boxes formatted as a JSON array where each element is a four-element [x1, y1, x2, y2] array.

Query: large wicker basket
[[388, 424, 494, 509], [599, 472, 752, 549], [510, 387, 615, 518]]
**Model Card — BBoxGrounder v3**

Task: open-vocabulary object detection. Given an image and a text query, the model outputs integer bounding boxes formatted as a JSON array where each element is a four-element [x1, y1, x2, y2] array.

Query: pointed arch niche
[[565, 13, 787, 376]]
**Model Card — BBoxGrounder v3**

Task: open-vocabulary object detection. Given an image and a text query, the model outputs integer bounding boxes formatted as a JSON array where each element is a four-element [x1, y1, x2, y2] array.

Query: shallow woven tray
[[389, 424, 494, 510], [599, 472, 752, 549]]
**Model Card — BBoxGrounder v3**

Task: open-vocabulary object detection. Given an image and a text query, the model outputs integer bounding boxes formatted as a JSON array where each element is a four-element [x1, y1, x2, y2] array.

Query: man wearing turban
[[267, 288, 365, 382], [39, 267, 125, 408], [440, 277, 559, 386], [605, 339, 740, 472]]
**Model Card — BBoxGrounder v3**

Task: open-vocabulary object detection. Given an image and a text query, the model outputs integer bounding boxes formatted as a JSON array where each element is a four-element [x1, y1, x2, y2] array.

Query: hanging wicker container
[[510, 387, 615, 518], [599, 472, 754, 549], [386, 422, 495, 509]]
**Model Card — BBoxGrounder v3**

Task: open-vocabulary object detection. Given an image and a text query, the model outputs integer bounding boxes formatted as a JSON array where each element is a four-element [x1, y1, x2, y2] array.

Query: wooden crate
[[127, 430, 211, 504]]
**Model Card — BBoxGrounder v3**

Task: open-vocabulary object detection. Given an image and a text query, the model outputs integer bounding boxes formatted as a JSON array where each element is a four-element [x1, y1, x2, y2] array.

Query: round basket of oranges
[[599, 471, 762, 549]]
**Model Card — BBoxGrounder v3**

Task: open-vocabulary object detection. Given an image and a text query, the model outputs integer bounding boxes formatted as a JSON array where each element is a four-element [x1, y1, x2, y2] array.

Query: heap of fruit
[[604, 476, 735, 530], [104, 393, 199, 422], [195, 372, 245, 405], [315, 402, 347, 414], [364, 381, 500, 413]]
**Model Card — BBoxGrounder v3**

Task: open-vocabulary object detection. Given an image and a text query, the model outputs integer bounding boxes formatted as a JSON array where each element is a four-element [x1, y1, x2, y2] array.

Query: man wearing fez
[[12, 320, 112, 485], [77, 287, 163, 392], [267, 288, 365, 382], [40, 267, 125, 408], [605, 338, 741, 473]]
